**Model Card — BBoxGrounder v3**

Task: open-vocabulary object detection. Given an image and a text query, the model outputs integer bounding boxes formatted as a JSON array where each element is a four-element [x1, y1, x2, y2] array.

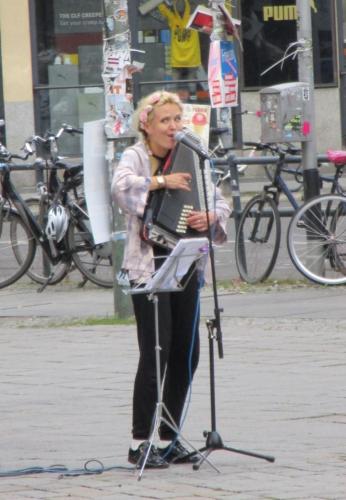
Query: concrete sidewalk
[[0, 282, 345, 499]]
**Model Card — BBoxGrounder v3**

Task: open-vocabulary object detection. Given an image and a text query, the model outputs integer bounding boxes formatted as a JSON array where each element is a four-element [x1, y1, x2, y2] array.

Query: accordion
[[141, 139, 213, 249]]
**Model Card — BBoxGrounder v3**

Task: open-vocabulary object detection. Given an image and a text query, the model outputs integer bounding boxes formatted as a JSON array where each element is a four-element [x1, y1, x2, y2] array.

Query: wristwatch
[[157, 175, 166, 188]]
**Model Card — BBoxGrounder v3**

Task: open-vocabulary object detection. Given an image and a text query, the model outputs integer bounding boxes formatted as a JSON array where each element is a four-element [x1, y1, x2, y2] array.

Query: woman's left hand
[[187, 211, 216, 232]]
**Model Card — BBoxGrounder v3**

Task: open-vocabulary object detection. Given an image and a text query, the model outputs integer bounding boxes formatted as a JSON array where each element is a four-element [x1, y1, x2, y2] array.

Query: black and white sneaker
[[128, 441, 169, 469], [159, 440, 199, 464]]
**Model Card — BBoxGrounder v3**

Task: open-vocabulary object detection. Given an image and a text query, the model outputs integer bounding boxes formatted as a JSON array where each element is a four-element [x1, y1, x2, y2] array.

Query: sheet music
[[130, 238, 209, 294]]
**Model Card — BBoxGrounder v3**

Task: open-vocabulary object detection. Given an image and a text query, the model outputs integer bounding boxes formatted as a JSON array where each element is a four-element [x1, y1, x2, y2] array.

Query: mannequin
[[158, 0, 201, 91]]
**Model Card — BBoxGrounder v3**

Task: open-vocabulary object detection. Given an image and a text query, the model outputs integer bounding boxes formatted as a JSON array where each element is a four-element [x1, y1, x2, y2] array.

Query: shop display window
[[135, 0, 210, 103], [32, 0, 104, 153], [31, 0, 337, 153], [241, 0, 336, 88]]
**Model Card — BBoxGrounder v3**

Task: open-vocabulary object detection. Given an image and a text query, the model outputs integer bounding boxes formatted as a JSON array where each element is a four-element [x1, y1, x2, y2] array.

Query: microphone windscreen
[[175, 129, 201, 144]]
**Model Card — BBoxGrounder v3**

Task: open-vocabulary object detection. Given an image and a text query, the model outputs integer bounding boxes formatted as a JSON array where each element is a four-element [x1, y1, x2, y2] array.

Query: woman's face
[[143, 103, 183, 157]]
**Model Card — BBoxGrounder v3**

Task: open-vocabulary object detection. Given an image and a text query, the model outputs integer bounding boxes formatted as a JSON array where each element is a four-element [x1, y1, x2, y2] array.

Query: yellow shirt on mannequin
[[159, 0, 201, 68]]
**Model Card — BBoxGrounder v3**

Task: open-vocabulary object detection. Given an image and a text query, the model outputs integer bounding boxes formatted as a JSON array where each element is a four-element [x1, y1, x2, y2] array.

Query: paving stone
[[0, 283, 345, 498]]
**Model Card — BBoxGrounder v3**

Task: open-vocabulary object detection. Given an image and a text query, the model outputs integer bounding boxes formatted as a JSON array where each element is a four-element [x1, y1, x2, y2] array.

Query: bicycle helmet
[[45, 204, 69, 242]]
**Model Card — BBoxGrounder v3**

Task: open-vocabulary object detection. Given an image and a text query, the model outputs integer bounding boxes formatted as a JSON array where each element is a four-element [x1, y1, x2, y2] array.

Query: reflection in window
[[241, 0, 335, 88], [135, 0, 210, 103], [33, 0, 104, 154]]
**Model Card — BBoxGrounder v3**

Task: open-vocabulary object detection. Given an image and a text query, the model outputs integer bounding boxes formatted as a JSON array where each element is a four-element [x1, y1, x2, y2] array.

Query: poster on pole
[[208, 40, 238, 108], [83, 119, 112, 244], [182, 103, 211, 147]]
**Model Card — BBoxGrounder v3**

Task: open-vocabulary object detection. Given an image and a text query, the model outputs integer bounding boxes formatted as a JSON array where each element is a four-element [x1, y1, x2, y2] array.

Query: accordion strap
[[139, 150, 172, 245]]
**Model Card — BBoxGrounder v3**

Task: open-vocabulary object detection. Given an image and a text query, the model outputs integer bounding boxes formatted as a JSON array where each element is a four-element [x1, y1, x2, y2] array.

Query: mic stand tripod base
[[193, 430, 275, 471], [193, 317, 275, 472]]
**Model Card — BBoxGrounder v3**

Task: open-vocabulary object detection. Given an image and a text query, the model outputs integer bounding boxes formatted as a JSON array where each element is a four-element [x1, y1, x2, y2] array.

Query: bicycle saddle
[[327, 150, 346, 165]]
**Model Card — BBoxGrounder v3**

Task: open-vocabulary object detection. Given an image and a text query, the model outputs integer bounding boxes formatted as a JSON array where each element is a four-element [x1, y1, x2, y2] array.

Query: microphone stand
[[194, 151, 275, 470]]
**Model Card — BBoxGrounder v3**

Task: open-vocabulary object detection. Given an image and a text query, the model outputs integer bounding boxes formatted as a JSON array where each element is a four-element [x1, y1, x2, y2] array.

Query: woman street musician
[[111, 90, 230, 469]]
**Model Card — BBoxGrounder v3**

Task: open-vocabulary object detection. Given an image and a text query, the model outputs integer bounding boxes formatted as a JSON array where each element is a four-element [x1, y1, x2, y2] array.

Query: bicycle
[[209, 126, 249, 178], [209, 110, 303, 192], [0, 135, 113, 290], [25, 125, 114, 289], [287, 150, 346, 285], [0, 147, 37, 288], [209, 111, 267, 182], [262, 143, 303, 193], [234, 143, 336, 284], [22, 124, 84, 285]]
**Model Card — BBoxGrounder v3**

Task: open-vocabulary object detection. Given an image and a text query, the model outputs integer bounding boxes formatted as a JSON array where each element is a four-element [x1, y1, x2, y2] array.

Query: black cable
[[0, 459, 133, 479]]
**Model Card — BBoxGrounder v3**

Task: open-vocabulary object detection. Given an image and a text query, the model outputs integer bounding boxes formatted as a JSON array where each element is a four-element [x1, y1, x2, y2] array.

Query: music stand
[[129, 237, 217, 479]]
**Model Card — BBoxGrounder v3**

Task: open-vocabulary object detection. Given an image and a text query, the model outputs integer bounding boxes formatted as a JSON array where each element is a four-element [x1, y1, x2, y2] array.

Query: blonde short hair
[[133, 90, 183, 137]]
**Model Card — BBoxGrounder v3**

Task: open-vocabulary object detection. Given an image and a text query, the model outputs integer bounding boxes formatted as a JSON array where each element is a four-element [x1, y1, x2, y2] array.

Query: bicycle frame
[[1, 164, 69, 265], [264, 151, 344, 213]]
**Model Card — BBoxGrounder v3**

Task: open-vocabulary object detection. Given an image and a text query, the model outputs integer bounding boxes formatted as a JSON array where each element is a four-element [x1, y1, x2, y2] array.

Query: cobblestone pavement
[[0, 283, 345, 499]]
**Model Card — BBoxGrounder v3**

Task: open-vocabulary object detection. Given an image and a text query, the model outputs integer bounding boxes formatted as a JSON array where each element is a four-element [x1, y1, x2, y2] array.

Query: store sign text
[[263, 5, 297, 22]]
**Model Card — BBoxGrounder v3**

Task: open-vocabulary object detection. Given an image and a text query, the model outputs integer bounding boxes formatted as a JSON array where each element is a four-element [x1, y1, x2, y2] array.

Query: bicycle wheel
[[0, 208, 36, 288], [17, 198, 70, 285], [67, 203, 113, 288], [235, 194, 281, 283], [287, 194, 346, 285]]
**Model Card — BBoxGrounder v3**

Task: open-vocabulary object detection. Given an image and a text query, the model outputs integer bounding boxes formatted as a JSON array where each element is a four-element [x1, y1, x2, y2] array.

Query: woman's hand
[[164, 172, 192, 191], [187, 210, 216, 232]]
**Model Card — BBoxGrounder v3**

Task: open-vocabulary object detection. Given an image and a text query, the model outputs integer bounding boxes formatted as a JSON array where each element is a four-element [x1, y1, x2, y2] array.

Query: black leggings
[[131, 270, 200, 440]]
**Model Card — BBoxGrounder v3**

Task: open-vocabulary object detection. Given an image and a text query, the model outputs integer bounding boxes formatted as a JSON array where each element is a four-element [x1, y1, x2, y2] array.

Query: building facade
[[0, 0, 344, 185]]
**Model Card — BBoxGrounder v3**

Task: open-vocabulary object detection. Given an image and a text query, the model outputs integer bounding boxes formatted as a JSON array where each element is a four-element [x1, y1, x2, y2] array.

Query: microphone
[[174, 129, 210, 160]]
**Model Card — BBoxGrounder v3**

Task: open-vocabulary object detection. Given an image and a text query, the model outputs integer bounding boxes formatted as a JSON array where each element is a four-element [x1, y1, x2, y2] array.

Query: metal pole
[[209, 0, 233, 150], [296, 1, 324, 276], [296, 0, 320, 200], [337, 0, 346, 148], [103, 0, 134, 318], [230, 0, 243, 148]]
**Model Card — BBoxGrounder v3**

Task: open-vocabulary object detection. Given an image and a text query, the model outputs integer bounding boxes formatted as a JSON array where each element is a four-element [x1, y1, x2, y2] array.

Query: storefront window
[[32, 0, 104, 154], [31, 0, 337, 152], [241, 0, 336, 88], [135, 0, 210, 103]]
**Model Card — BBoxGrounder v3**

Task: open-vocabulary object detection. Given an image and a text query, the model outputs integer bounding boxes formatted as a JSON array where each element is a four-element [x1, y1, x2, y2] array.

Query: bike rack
[[211, 153, 330, 275], [212, 153, 329, 224]]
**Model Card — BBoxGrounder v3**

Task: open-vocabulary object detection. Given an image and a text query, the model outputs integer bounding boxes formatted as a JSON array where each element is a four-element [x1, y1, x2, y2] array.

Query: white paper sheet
[[83, 120, 112, 244]]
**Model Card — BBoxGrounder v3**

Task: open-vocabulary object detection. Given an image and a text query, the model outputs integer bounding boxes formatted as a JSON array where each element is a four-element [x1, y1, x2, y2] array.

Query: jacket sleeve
[[111, 148, 151, 217]]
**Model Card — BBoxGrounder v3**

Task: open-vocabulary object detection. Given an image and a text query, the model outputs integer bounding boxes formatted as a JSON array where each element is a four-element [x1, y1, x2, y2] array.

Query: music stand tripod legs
[[137, 293, 218, 480], [129, 238, 218, 480]]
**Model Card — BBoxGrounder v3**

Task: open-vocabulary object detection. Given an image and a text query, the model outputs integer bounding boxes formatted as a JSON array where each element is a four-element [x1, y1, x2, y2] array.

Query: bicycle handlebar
[[61, 123, 83, 135], [29, 123, 83, 145], [0, 142, 33, 162]]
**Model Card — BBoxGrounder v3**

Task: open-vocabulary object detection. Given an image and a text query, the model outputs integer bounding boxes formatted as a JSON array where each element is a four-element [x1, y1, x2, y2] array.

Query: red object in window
[[188, 12, 213, 34]]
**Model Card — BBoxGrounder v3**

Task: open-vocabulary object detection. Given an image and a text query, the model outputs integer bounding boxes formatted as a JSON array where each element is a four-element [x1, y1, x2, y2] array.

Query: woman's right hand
[[164, 172, 191, 191]]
